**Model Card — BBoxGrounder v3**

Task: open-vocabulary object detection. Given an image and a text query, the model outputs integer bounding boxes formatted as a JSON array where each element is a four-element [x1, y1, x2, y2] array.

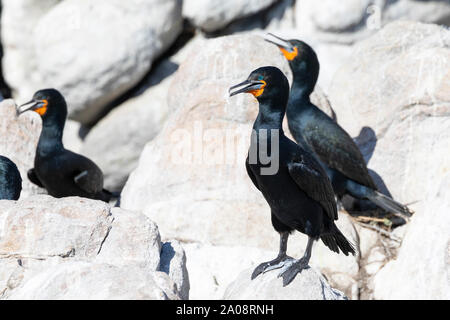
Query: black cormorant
[[16, 89, 114, 202], [265, 33, 412, 216], [0, 155, 21, 200], [229, 66, 355, 286]]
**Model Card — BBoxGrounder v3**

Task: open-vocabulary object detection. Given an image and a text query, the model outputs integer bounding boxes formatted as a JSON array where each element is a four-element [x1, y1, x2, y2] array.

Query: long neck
[[253, 100, 285, 133], [37, 118, 65, 156], [287, 72, 318, 119]]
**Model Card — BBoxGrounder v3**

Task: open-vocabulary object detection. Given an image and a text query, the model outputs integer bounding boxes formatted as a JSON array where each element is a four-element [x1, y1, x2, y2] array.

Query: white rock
[[1, 0, 61, 100], [80, 60, 174, 190], [224, 267, 347, 300], [294, 0, 450, 44], [33, 0, 183, 124], [183, 243, 275, 300], [6, 262, 180, 300], [354, 224, 379, 259], [62, 120, 83, 154], [383, 0, 450, 26], [160, 240, 190, 300], [183, 0, 277, 32], [0, 196, 187, 299], [95, 208, 161, 271], [373, 175, 450, 300], [0, 195, 113, 259], [0, 99, 44, 198], [364, 246, 387, 276]]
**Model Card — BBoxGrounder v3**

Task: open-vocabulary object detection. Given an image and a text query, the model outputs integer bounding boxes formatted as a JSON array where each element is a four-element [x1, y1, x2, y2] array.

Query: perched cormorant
[[16, 89, 114, 202], [0, 155, 22, 200], [265, 33, 412, 216], [229, 66, 355, 286]]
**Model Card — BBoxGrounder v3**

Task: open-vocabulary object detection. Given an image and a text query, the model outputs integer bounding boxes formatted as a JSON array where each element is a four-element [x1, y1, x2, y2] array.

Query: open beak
[[264, 33, 295, 53], [229, 80, 265, 97], [16, 100, 43, 116]]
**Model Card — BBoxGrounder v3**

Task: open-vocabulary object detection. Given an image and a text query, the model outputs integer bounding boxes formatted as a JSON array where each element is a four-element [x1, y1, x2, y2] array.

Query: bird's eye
[[258, 76, 264, 81]]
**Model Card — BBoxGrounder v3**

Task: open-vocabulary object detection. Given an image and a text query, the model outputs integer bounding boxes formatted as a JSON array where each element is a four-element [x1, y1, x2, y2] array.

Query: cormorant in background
[[229, 66, 354, 286], [17, 89, 114, 202], [0, 155, 21, 200], [265, 33, 412, 217]]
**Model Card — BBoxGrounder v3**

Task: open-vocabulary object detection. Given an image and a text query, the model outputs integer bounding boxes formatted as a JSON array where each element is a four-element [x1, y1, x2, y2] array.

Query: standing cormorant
[[0, 155, 21, 200], [265, 33, 412, 216], [229, 66, 354, 286], [16, 89, 114, 202]]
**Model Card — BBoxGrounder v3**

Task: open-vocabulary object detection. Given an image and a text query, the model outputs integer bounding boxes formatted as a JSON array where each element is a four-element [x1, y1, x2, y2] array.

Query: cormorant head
[[0, 155, 22, 200], [16, 89, 68, 125], [229, 66, 290, 109], [265, 33, 319, 90]]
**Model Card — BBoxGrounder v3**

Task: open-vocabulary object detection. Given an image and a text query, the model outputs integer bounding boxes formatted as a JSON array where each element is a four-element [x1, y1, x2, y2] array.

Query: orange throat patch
[[280, 46, 298, 61], [249, 80, 267, 97], [34, 100, 48, 116]]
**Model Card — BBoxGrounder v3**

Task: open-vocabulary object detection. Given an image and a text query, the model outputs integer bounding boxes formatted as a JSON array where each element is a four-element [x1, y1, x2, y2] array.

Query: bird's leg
[[251, 232, 292, 280], [278, 236, 314, 286]]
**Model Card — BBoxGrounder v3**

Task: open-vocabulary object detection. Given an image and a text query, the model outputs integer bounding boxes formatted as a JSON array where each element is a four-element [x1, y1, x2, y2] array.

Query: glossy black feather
[[26, 89, 112, 202], [0, 156, 22, 200], [279, 39, 411, 216], [287, 151, 337, 221], [294, 104, 378, 190], [239, 66, 354, 255]]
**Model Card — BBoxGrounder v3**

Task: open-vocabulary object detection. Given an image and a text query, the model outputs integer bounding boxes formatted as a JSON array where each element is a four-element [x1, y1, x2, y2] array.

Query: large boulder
[[294, 0, 450, 44], [0, 99, 44, 198], [223, 267, 347, 300], [6, 0, 182, 124], [183, 0, 278, 33], [120, 34, 359, 296], [6, 262, 180, 300], [80, 61, 173, 190], [1, 0, 61, 100], [80, 36, 203, 191], [372, 174, 450, 300], [0, 195, 188, 299], [328, 21, 450, 205]]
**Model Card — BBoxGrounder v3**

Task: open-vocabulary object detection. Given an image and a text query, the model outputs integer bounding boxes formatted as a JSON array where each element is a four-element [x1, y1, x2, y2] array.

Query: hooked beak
[[16, 100, 44, 116], [229, 80, 265, 97], [264, 33, 295, 53]]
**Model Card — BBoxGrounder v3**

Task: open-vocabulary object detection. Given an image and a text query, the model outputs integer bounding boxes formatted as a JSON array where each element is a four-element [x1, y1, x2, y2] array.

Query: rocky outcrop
[[5, 262, 180, 300], [372, 175, 450, 300], [79, 36, 202, 191], [80, 61, 174, 190], [224, 267, 347, 300], [3, 0, 183, 124], [0, 195, 188, 299], [183, 0, 278, 33], [1, 0, 61, 100], [294, 0, 450, 44], [0, 99, 44, 198]]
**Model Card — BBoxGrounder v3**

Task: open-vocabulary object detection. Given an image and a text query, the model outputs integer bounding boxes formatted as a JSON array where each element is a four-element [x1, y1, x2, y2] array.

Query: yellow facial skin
[[249, 80, 267, 97], [34, 99, 48, 116], [280, 46, 298, 61]]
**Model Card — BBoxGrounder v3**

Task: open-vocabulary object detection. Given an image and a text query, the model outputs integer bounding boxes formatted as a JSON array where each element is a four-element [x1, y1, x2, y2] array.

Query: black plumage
[[0, 155, 21, 200], [265, 34, 412, 216], [230, 66, 354, 286], [17, 89, 113, 202]]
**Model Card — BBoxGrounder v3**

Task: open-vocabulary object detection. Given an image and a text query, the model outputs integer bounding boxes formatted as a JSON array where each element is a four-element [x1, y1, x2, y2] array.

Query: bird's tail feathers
[[321, 225, 356, 256], [367, 190, 413, 217]]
